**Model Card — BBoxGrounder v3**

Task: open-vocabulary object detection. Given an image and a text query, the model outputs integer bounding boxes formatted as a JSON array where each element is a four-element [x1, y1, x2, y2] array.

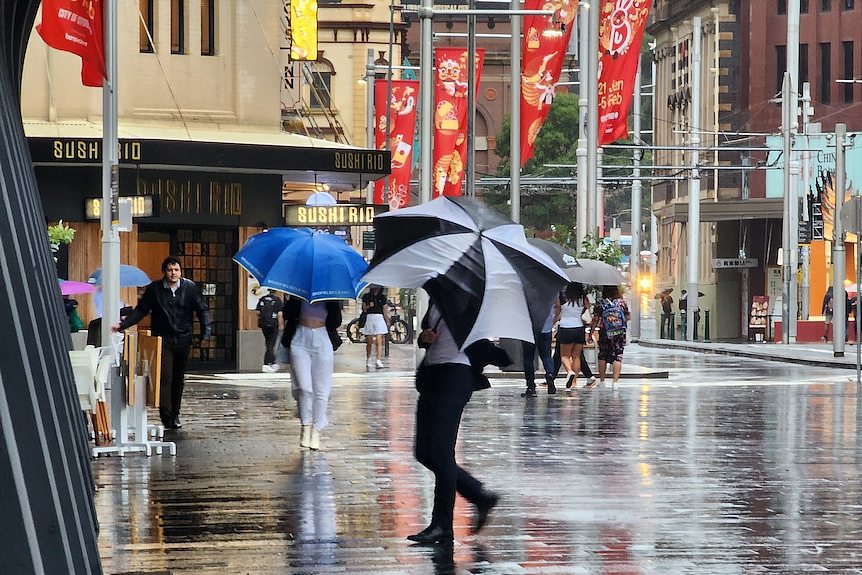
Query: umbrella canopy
[[362, 196, 568, 349], [234, 227, 368, 303], [88, 264, 151, 287], [58, 279, 96, 296], [527, 238, 578, 268], [563, 258, 626, 286]]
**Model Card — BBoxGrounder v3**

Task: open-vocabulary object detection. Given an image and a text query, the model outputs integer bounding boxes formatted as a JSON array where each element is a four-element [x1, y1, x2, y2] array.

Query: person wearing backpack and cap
[[256, 289, 283, 372], [590, 285, 631, 388]]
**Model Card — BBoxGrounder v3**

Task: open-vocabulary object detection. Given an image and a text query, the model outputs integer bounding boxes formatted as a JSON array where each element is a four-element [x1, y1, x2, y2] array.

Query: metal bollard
[[704, 309, 711, 342], [670, 313, 675, 340]]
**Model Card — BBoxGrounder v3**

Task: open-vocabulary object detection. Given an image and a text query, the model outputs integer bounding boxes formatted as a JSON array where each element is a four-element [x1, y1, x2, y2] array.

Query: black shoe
[[172, 415, 183, 429], [520, 388, 538, 398], [159, 409, 173, 428], [547, 379, 557, 394], [565, 374, 576, 389], [406, 525, 453, 545], [472, 492, 499, 534]]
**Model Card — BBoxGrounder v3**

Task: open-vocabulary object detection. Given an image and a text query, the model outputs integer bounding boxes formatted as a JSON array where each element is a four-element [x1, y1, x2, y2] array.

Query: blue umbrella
[[88, 264, 151, 287], [234, 227, 368, 303]]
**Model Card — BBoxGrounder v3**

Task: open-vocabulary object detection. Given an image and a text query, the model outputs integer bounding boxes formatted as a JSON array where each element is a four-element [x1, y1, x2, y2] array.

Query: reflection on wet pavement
[[96, 346, 862, 574]]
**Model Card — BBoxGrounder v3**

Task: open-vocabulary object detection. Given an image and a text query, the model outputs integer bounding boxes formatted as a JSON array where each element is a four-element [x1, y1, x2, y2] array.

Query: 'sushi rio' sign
[[284, 204, 385, 226]]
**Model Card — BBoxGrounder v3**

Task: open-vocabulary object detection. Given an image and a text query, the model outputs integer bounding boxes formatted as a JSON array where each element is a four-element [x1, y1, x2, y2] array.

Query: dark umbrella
[[362, 196, 568, 349], [527, 238, 578, 268]]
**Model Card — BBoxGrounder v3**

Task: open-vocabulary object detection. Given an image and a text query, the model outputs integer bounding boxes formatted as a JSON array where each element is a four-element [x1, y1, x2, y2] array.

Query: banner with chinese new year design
[[37, 0, 106, 87], [290, 0, 318, 60], [374, 80, 419, 209], [433, 48, 485, 197], [597, 0, 652, 146], [520, 0, 578, 167]]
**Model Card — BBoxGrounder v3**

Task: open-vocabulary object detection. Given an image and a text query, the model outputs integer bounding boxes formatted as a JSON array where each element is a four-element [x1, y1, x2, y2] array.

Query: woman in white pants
[[282, 296, 343, 450]]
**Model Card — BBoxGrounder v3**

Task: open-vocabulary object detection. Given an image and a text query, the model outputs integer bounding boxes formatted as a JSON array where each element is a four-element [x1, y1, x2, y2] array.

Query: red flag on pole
[[432, 48, 485, 198], [37, 0, 106, 87], [597, 0, 652, 146], [374, 80, 420, 209], [520, 0, 578, 167]]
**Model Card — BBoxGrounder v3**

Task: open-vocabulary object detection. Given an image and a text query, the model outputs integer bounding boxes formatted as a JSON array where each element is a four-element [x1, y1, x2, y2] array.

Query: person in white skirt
[[361, 286, 390, 369]]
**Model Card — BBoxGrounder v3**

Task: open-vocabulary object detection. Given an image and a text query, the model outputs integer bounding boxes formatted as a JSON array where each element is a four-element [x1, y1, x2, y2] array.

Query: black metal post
[[704, 309, 711, 342]]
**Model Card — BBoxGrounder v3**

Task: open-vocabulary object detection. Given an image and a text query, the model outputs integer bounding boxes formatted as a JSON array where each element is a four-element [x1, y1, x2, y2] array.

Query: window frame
[[171, 0, 186, 55], [139, 0, 155, 53], [201, 0, 216, 56], [843, 41, 854, 102], [820, 42, 832, 104]]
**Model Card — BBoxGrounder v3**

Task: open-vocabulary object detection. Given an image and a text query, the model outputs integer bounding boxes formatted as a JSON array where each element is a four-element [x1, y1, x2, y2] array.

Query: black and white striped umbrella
[[362, 196, 568, 349]]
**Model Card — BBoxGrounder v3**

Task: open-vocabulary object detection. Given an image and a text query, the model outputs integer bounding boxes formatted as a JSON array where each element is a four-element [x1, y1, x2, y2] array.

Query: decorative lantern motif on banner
[[290, 0, 318, 61], [597, 0, 652, 146], [37, 0, 106, 87], [520, 0, 578, 166], [432, 48, 485, 197], [374, 80, 420, 209]]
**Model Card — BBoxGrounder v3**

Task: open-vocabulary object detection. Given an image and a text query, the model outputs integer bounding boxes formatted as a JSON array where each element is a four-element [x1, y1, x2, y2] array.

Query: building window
[[776, 44, 787, 94], [843, 41, 854, 102], [309, 63, 333, 110], [820, 42, 832, 103], [201, 0, 215, 55], [800, 44, 809, 85], [778, 0, 787, 14], [139, 0, 154, 53], [822, 0, 831, 10], [801, 0, 809, 12], [171, 0, 185, 55], [843, 0, 854, 9]]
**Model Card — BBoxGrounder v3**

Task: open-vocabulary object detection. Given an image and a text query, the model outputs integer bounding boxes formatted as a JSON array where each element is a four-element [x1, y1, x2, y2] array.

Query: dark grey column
[[0, 3, 103, 573]]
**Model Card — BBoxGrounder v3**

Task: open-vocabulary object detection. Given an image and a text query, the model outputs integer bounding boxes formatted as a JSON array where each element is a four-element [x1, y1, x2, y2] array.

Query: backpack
[[600, 298, 627, 338], [256, 294, 281, 328]]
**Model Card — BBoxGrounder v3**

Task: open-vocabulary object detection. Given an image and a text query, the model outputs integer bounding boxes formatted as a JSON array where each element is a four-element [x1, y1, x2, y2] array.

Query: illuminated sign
[[713, 258, 758, 269], [85, 196, 155, 220], [284, 204, 386, 226]]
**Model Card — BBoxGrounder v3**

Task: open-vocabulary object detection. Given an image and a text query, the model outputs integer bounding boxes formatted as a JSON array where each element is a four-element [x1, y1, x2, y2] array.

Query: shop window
[[171, 0, 185, 55], [201, 0, 216, 56], [139, 0, 155, 53]]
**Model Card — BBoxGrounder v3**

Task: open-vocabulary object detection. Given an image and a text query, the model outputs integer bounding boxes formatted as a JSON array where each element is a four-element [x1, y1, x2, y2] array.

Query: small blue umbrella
[[234, 227, 368, 303], [88, 264, 151, 287]]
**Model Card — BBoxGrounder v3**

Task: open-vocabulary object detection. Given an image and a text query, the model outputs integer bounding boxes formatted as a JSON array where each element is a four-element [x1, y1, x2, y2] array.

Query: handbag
[[581, 305, 593, 324]]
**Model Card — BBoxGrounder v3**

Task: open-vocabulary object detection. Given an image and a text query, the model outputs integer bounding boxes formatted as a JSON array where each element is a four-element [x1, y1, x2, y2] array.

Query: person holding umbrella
[[114, 257, 211, 429]]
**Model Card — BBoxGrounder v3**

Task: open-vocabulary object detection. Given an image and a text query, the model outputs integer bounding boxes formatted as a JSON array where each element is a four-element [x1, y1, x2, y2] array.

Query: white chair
[[69, 345, 112, 412]]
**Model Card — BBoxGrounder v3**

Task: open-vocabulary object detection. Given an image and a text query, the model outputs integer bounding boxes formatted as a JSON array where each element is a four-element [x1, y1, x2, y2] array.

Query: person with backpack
[[590, 285, 631, 387], [256, 289, 283, 372]]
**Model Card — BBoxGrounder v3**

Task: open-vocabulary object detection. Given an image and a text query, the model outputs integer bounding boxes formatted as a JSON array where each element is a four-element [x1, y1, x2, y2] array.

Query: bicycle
[[346, 300, 413, 344]]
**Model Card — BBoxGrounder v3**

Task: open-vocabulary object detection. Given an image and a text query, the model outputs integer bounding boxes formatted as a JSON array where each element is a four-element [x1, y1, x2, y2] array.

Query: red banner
[[374, 80, 419, 209], [432, 48, 485, 197], [597, 0, 652, 146], [37, 0, 106, 87], [520, 0, 578, 167]]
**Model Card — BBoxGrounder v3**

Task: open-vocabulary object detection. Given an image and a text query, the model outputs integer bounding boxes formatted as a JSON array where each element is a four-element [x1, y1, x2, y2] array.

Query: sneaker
[[520, 388, 538, 398], [376, 359, 385, 369], [585, 376, 598, 388], [565, 373, 576, 389], [261, 364, 273, 373]]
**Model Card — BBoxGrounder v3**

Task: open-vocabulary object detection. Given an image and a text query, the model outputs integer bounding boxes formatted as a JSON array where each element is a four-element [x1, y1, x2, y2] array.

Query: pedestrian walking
[[658, 288, 674, 338], [407, 297, 503, 545], [114, 256, 211, 429], [590, 286, 630, 387], [361, 285, 389, 369], [281, 295, 343, 450], [256, 289, 282, 372], [520, 297, 559, 397], [822, 286, 834, 342], [558, 282, 591, 390]]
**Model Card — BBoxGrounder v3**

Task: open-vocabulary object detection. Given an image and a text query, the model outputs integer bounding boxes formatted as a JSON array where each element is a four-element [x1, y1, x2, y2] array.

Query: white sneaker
[[261, 364, 273, 373], [376, 359, 385, 369]]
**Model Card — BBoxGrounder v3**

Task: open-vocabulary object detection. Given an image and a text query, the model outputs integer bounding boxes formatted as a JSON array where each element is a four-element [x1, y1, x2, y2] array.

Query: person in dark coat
[[114, 257, 211, 429], [406, 296, 507, 545], [256, 290, 283, 372], [281, 295, 342, 450]]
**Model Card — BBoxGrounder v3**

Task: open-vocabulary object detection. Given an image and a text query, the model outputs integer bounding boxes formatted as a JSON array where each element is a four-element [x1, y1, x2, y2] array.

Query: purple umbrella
[[58, 279, 96, 296]]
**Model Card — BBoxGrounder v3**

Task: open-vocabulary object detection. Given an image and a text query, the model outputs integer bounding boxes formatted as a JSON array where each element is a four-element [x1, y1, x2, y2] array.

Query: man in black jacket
[[114, 257, 211, 429]]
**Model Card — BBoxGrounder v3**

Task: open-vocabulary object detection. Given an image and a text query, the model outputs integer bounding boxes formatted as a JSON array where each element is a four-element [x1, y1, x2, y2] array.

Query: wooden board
[[137, 331, 162, 408]]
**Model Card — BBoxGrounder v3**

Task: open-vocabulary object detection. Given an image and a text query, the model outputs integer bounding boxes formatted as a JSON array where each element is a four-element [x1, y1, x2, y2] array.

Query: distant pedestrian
[[822, 286, 834, 342], [64, 296, 84, 333], [281, 295, 343, 450], [658, 288, 674, 338], [520, 297, 559, 397], [256, 290, 283, 372], [407, 296, 504, 545], [361, 285, 389, 369], [590, 286, 630, 387], [558, 282, 591, 390], [114, 257, 211, 430]]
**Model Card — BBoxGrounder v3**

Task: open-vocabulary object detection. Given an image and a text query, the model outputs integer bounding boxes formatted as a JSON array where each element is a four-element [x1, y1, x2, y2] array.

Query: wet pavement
[[95, 342, 862, 574]]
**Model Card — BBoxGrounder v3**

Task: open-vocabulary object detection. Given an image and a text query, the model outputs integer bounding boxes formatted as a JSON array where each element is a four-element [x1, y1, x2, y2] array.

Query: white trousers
[[290, 326, 334, 430]]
